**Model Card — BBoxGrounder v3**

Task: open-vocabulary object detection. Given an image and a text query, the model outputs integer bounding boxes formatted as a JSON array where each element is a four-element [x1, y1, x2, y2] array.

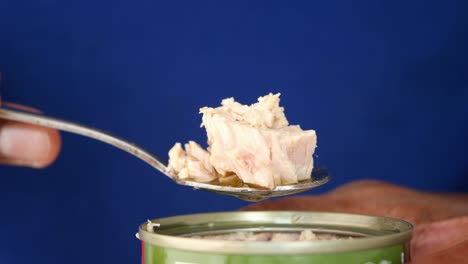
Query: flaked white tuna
[[167, 93, 317, 189], [190, 230, 351, 241], [167, 141, 217, 183]]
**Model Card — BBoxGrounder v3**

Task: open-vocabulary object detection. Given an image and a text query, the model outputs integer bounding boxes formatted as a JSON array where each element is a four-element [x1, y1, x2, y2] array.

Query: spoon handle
[[0, 108, 171, 178]]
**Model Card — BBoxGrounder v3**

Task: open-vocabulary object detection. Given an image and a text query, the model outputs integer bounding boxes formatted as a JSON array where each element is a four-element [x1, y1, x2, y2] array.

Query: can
[[138, 211, 412, 264]]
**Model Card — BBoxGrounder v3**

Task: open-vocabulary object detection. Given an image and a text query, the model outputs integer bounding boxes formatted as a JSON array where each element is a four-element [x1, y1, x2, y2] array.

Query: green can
[[138, 211, 412, 264]]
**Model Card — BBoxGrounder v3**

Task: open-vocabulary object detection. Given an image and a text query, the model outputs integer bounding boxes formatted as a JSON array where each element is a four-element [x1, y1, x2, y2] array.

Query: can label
[[143, 243, 407, 264]]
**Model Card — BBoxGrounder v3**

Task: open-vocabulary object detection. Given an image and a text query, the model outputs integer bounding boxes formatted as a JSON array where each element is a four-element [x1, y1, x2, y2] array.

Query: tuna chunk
[[167, 141, 217, 183], [167, 93, 317, 189], [190, 230, 350, 241], [270, 232, 301, 241]]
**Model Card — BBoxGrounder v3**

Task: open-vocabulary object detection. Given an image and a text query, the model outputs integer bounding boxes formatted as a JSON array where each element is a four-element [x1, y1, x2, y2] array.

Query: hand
[[0, 103, 61, 168], [242, 180, 468, 264]]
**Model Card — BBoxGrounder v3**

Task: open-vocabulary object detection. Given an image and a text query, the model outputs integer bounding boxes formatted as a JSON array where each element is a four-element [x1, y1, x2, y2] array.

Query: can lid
[[138, 211, 413, 255]]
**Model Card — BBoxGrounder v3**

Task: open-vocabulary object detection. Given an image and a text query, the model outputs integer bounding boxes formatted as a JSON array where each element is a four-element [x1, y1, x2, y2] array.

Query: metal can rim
[[138, 211, 413, 255]]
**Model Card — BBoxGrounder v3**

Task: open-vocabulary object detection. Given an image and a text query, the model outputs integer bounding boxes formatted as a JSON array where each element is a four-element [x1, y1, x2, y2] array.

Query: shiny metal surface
[[182, 167, 330, 201], [139, 211, 413, 255], [0, 108, 330, 201]]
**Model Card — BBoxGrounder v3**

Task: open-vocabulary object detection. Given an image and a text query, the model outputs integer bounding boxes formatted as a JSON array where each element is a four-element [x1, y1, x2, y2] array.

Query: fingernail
[[0, 122, 51, 168]]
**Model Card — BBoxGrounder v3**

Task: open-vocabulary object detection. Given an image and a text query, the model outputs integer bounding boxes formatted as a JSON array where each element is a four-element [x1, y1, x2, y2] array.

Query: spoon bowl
[[180, 167, 330, 201], [0, 108, 330, 201]]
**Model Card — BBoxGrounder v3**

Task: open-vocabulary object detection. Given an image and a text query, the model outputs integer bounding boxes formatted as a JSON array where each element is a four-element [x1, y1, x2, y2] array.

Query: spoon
[[0, 108, 330, 201]]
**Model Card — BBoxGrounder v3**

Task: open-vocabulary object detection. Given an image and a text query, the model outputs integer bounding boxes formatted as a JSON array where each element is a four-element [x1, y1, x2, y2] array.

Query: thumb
[[0, 120, 61, 168]]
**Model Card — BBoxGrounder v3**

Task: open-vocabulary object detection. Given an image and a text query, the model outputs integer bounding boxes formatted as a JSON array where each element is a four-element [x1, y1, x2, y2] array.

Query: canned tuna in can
[[138, 211, 412, 264]]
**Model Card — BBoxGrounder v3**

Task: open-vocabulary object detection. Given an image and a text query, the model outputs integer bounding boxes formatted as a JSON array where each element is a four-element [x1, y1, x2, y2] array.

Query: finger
[[411, 240, 468, 264], [0, 120, 61, 168], [241, 180, 402, 211], [411, 216, 468, 259]]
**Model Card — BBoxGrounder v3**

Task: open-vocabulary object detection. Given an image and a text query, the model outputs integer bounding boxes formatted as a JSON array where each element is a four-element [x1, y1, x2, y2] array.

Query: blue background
[[0, 1, 467, 263]]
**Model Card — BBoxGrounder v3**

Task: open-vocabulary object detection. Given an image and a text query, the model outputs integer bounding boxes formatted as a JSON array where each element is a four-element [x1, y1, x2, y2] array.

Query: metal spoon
[[0, 108, 330, 201]]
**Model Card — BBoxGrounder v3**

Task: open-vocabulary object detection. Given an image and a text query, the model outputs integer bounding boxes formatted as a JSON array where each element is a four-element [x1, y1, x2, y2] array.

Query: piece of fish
[[167, 93, 317, 189], [190, 230, 349, 241]]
